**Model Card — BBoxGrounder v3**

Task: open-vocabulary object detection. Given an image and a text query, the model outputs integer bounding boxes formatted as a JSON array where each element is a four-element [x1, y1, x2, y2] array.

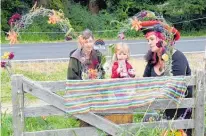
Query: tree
[[1, 0, 32, 31]]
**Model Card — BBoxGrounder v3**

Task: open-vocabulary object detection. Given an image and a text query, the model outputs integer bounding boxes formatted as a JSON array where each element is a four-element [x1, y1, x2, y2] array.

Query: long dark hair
[[144, 50, 159, 66]]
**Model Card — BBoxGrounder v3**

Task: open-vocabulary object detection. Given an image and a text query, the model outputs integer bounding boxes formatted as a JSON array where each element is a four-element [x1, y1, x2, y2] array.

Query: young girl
[[104, 43, 135, 125], [111, 43, 135, 78]]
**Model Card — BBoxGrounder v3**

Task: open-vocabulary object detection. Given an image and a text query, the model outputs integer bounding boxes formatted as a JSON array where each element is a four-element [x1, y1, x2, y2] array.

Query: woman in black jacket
[[129, 11, 192, 135]]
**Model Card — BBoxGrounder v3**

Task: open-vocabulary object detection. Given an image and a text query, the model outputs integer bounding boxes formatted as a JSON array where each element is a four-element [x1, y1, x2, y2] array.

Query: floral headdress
[[125, 10, 181, 76], [130, 10, 180, 41]]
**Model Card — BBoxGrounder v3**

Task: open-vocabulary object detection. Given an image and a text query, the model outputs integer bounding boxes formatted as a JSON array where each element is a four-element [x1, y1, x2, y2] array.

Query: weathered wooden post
[[204, 45, 206, 136], [11, 75, 25, 136], [194, 70, 205, 136]]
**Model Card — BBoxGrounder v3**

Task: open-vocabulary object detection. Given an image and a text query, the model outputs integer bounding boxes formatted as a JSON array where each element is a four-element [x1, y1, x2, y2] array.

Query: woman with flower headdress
[[67, 28, 105, 80], [129, 11, 192, 136]]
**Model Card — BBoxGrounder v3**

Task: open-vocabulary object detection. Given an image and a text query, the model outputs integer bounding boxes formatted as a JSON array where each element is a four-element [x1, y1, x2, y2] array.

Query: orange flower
[[131, 18, 142, 31], [6, 30, 18, 45], [88, 69, 98, 79], [161, 129, 187, 136], [48, 10, 62, 24]]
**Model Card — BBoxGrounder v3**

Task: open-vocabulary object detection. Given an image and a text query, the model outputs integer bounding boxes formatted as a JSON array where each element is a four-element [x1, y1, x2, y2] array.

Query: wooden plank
[[24, 105, 65, 117], [24, 127, 101, 136], [194, 71, 205, 136], [24, 98, 194, 117], [35, 76, 196, 92], [120, 119, 194, 133], [22, 76, 67, 112], [35, 81, 66, 92], [22, 76, 121, 135], [75, 112, 122, 136], [11, 75, 25, 136]]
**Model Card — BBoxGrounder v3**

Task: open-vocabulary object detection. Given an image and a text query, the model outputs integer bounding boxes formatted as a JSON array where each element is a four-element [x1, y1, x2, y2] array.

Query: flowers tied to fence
[[1, 52, 15, 76]]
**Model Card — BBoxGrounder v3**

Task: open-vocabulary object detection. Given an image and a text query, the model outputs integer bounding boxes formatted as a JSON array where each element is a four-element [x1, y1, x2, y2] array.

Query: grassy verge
[[1, 113, 79, 136], [2, 112, 164, 136], [1, 61, 68, 103], [1, 30, 206, 44]]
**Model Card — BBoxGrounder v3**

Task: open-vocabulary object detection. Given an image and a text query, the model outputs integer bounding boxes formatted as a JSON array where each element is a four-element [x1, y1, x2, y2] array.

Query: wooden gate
[[11, 71, 205, 136]]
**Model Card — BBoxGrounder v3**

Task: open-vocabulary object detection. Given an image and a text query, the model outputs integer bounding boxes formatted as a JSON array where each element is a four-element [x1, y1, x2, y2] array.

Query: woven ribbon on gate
[[64, 76, 187, 114]]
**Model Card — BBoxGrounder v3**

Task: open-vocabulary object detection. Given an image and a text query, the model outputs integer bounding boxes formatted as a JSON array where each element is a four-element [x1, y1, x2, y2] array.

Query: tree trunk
[[88, 0, 99, 14], [38, 0, 49, 7]]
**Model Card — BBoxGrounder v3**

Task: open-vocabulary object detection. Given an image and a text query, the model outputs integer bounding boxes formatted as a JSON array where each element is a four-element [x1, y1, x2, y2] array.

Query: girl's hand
[[128, 69, 135, 78], [117, 67, 123, 73], [128, 69, 135, 75], [120, 72, 128, 77]]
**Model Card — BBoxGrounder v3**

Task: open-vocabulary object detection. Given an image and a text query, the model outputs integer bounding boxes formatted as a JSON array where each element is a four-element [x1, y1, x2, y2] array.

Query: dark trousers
[[164, 86, 193, 136]]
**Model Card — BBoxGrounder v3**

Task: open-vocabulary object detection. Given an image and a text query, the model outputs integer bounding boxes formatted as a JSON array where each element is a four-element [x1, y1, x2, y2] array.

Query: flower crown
[[127, 10, 181, 76], [130, 10, 180, 42]]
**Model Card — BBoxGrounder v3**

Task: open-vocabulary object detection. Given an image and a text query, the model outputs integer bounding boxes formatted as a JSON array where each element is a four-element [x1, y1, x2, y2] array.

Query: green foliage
[[162, 0, 206, 15], [25, 116, 79, 131], [1, 70, 12, 103], [1, 0, 31, 31], [68, 3, 116, 31], [1, 114, 79, 135], [1, 32, 7, 43], [1, 113, 13, 136], [19, 16, 65, 42]]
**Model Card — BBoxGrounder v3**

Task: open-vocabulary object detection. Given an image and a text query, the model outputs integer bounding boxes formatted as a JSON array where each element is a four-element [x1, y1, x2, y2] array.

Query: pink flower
[[1, 61, 6, 68], [140, 11, 147, 18], [8, 13, 21, 26], [118, 32, 125, 40], [92, 60, 99, 66], [8, 52, 14, 60], [65, 36, 72, 41]]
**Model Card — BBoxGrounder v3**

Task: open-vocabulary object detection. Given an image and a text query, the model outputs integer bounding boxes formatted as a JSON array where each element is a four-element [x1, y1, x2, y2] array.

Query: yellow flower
[[164, 129, 187, 136], [2, 52, 10, 59], [162, 53, 169, 62], [147, 12, 155, 18], [41, 116, 47, 120]]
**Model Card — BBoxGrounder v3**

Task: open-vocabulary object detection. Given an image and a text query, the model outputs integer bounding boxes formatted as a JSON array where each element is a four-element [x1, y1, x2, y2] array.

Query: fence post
[[194, 71, 205, 136], [11, 75, 25, 136]]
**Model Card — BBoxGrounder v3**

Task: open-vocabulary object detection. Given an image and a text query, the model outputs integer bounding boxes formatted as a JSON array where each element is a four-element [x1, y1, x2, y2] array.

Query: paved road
[[1, 37, 206, 60]]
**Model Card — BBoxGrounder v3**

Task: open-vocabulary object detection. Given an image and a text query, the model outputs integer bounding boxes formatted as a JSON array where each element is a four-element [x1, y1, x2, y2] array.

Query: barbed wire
[[172, 16, 206, 25]]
